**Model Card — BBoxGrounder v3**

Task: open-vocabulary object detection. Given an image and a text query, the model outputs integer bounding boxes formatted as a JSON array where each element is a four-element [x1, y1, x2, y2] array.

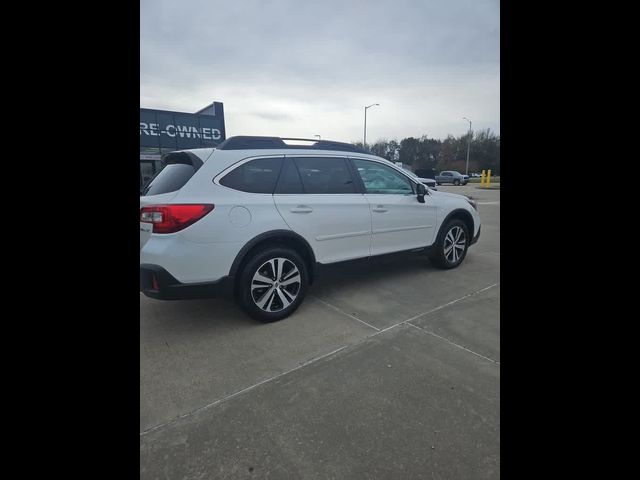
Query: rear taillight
[[140, 204, 214, 234]]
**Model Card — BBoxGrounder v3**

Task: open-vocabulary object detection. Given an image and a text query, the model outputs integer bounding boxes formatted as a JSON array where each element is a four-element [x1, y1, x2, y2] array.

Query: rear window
[[141, 152, 202, 196], [220, 157, 284, 193]]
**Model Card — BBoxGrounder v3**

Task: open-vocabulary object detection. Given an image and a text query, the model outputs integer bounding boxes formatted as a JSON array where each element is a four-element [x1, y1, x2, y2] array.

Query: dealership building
[[140, 102, 226, 188]]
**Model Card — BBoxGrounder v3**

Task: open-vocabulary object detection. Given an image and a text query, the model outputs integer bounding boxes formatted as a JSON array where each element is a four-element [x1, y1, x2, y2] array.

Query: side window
[[220, 157, 283, 193], [275, 158, 304, 194], [353, 159, 414, 195], [444, 172, 452, 177], [293, 157, 356, 194]]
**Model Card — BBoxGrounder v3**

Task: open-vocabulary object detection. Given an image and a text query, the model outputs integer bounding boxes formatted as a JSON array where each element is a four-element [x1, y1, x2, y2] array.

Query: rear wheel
[[237, 247, 308, 322], [428, 219, 470, 269]]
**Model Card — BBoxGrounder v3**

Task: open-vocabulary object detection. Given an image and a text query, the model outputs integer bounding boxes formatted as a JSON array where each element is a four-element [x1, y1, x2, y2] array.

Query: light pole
[[364, 103, 380, 149], [463, 117, 472, 176]]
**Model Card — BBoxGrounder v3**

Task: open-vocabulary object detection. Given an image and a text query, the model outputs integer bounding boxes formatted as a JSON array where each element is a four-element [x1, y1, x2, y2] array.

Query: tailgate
[[140, 150, 208, 250]]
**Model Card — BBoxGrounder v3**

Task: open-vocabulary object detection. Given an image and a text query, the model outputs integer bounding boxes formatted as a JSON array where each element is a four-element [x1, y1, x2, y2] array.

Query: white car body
[[140, 137, 480, 320]]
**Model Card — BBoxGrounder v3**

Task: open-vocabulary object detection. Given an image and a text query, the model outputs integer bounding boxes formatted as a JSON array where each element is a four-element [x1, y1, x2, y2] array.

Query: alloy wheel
[[251, 258, 301, 312], [443, 226, 467, 263]]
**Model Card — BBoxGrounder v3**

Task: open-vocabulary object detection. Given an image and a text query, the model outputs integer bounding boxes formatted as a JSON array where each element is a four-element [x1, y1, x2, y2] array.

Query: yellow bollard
[[481, 169, 486, 186], [487, 170, 492, 187]]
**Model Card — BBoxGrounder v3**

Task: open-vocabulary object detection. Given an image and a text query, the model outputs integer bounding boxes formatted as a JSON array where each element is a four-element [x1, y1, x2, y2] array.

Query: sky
[[140, 0, 499, 144]]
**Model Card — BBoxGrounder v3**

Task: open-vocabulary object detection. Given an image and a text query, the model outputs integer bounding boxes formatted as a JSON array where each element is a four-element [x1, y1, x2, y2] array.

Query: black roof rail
[[216, 136, 369, 154]]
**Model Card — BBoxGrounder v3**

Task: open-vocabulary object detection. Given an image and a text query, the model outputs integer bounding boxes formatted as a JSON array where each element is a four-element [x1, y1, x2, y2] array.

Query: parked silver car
[[435, 171, 469, 186]]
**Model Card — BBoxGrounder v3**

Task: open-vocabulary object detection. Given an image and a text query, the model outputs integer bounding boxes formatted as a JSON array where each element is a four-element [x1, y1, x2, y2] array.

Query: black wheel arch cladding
[[229, 229, 317, 284]]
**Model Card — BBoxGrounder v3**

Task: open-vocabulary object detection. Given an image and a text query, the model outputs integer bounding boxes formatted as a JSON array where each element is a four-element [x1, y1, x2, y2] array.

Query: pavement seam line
[[310, 295, 380, 331], [397, 283, 499, 327], [406, 322, 500, 365], [140, 344, 349, 437]]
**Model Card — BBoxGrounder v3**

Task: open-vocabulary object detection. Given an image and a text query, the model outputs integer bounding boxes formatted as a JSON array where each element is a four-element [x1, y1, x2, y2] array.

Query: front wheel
[[454, 179, 461, 186], [237, 247, 308, 322], [428, 220, 470, 269]]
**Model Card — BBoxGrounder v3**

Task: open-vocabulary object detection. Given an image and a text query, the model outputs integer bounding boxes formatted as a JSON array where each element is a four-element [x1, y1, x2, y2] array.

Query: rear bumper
[[470, 225, 481, 245], [140, 264, 233, 300]]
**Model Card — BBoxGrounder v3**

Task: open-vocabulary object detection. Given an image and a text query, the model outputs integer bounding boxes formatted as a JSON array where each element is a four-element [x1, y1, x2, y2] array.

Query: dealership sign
[[140, 103, 226, 150], [140, 123, 222, 141]]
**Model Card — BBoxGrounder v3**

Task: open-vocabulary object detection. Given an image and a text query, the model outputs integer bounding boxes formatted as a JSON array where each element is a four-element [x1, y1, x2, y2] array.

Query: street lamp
[[463, 117, 472, 176], [364, 103, 380, 149]]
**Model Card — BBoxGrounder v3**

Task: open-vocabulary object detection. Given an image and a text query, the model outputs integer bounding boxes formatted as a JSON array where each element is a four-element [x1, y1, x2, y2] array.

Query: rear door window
[[292, 157, 356, 194], [220, 157, 284, 193]]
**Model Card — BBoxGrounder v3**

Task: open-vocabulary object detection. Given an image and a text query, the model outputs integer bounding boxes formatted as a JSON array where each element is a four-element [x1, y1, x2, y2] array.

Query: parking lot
[[140, 184, 500, 479]]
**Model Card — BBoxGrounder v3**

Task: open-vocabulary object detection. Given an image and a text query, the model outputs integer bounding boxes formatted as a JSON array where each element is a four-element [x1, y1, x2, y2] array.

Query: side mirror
[[416, 183, 427, 203]]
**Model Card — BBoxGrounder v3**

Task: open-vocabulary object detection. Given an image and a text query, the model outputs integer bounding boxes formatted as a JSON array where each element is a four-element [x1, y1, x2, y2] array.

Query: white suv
[[140, 136, 481, 322]]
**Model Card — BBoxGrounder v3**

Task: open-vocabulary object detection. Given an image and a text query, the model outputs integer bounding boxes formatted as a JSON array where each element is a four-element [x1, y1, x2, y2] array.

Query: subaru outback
[[140, 136, 481, 322]]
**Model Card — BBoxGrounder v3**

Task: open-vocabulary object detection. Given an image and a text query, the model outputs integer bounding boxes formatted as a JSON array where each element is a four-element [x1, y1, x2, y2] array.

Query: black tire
[[237, 247, 308, 322], [454, 179, 460, 186], [437, 182, 441, 186], [428, 219, 470, 269]]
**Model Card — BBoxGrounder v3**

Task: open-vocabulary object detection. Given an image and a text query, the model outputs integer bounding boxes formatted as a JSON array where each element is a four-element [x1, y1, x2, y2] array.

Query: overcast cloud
[[141, 0, 499, 143]]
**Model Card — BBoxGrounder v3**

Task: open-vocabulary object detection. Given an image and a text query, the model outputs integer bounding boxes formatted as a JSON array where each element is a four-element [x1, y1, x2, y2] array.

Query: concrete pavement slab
[[140, 295, 376, 432], [411, 285, 500, 362], [140, 324, 500, 480], [310, 251, 499, 330]]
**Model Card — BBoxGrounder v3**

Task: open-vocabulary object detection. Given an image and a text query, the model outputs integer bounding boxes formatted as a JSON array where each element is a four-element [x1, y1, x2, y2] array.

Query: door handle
[[372, 205, 388, 213], [290, 205, 313, 213]]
